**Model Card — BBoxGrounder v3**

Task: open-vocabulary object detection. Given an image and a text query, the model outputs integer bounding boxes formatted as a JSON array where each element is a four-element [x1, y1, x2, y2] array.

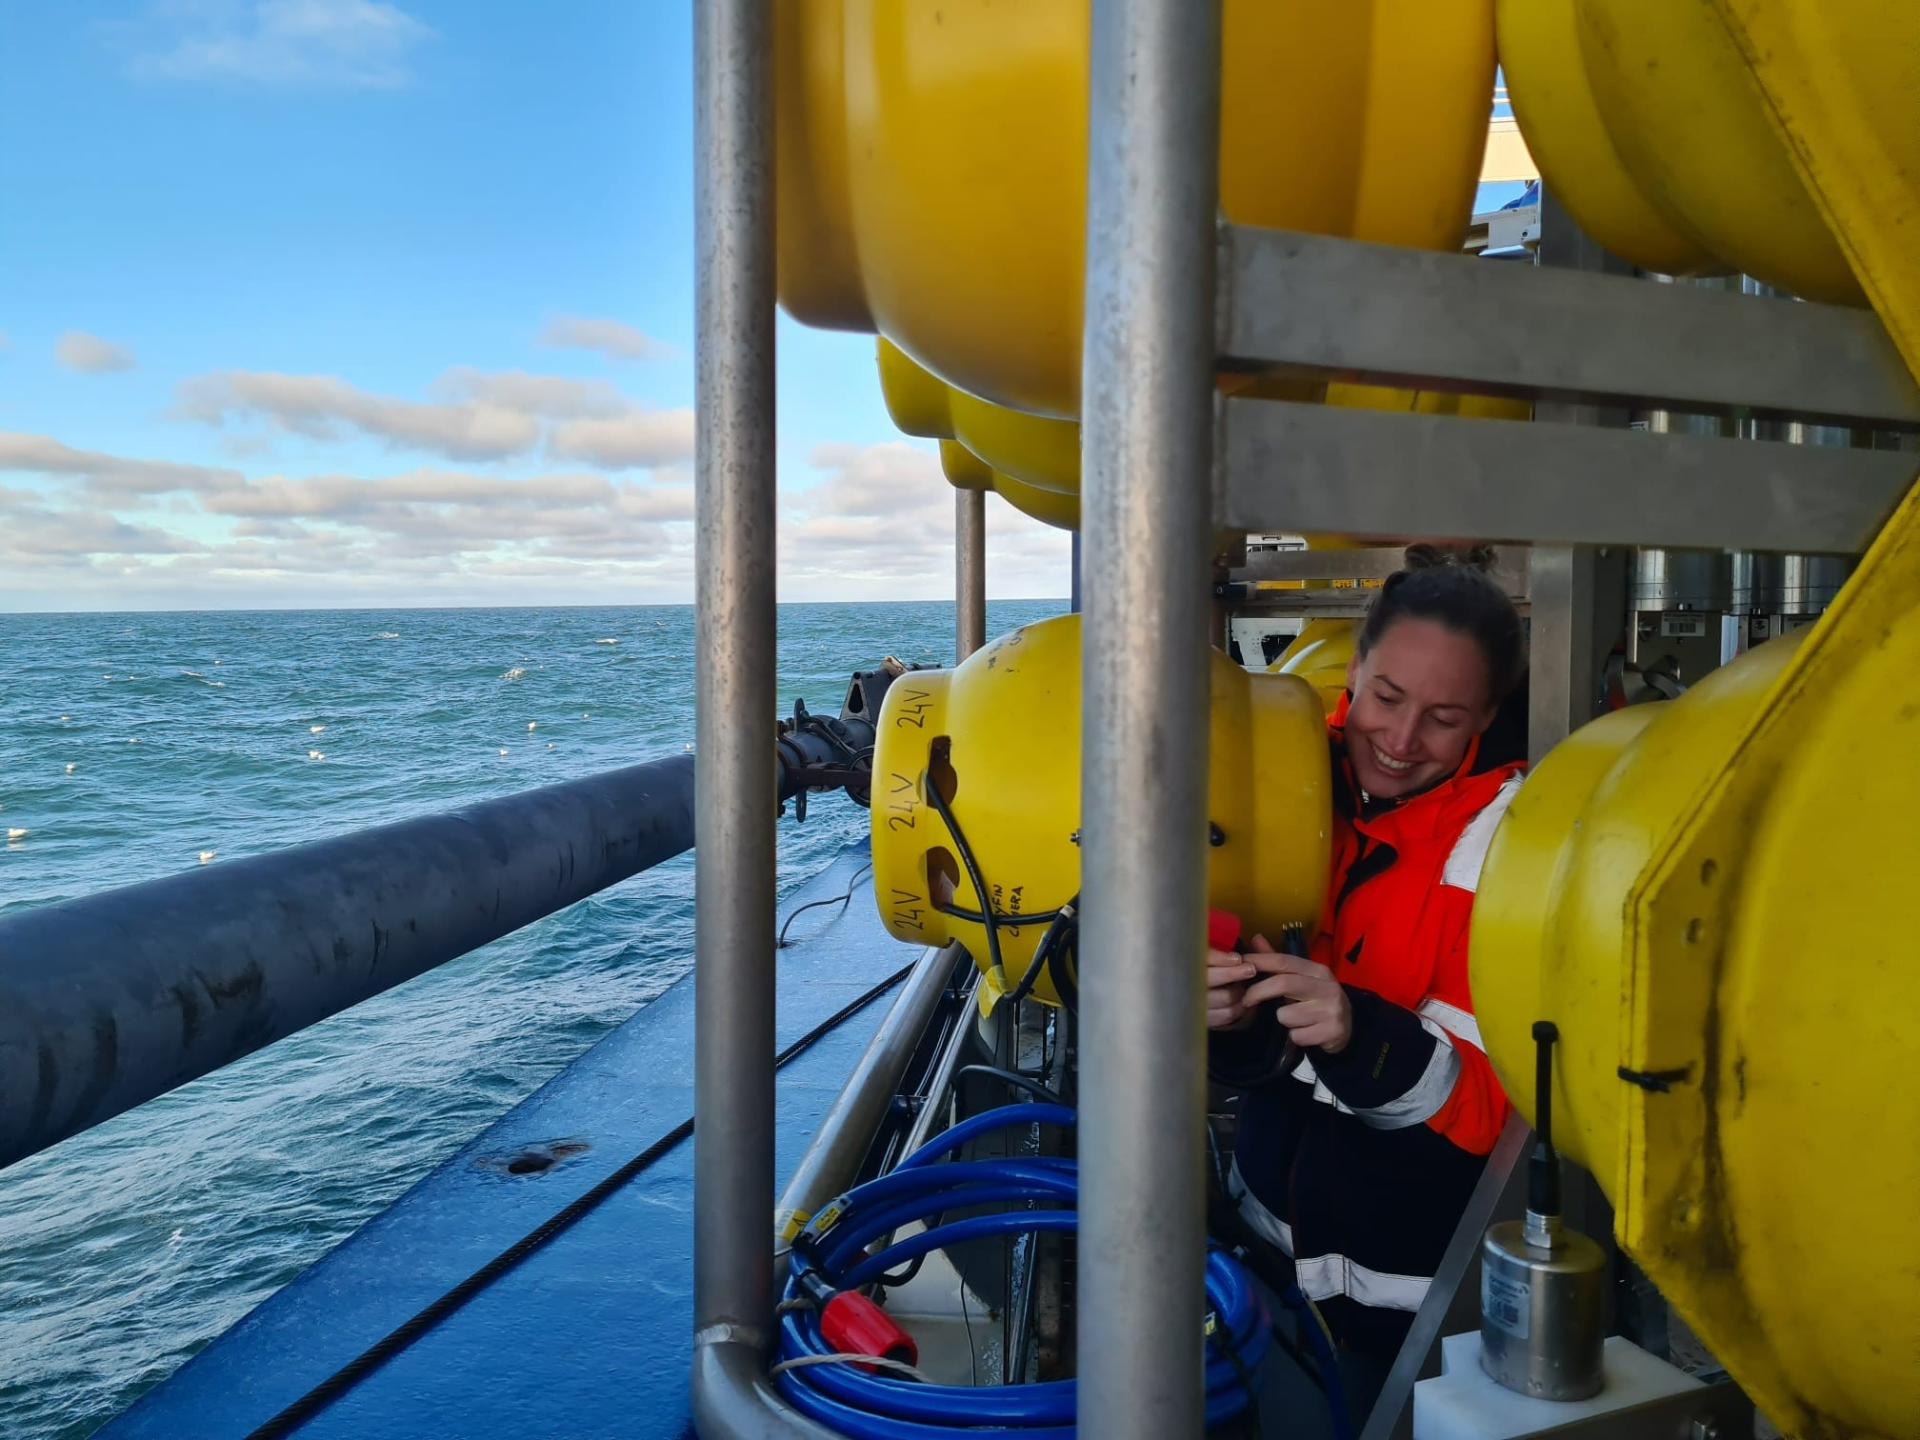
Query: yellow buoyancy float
[[938, 441, 1078, 533], [880, 339, 1080, 498], [1470, 479, 1920, 1437], [870, 614, 1330, 1009], [1268, 619, 1358, 716], [781, 0, 1496, 418], [880, 340, 1533, 528], [1497, 0, 1919, 304]]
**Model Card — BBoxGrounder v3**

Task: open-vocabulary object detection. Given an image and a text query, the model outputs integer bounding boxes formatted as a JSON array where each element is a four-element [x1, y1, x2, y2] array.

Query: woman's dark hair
[[1356, 544, 1527, 701]]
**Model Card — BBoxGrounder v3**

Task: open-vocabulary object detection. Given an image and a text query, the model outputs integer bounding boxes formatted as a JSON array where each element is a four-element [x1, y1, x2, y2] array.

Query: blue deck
[[104, 848, 913, 1439]]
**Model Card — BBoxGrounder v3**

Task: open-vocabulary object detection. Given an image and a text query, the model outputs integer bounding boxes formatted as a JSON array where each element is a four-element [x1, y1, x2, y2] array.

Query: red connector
[[1207, 908, 1243, 954], [820, 1291, 918, 1373]]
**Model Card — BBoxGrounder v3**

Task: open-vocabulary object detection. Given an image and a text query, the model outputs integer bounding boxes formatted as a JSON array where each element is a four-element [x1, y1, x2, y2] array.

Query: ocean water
[[0, 600, 1063, 1439]]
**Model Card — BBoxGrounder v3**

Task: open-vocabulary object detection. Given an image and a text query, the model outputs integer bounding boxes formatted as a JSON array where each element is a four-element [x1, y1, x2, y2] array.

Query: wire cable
[[952, 1064, 1069, 1108], [778, 861, 875, 947], [921, 767, 1011, 988]]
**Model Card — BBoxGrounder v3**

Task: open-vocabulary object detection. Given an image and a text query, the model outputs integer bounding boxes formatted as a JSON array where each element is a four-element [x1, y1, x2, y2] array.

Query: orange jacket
[[1305, 692, 1520, 1156], [1216, 692, 1524, 1355]]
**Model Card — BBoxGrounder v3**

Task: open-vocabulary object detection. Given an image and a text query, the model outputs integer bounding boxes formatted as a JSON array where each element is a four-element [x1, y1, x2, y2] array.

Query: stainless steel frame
[[689, 0, 806, 1433], [957, 487, 987, 661], [773, 944, 961, 1251], [1361, 1113, 1532, 1440], [1217, 223, 1920, 427], [1077, 1, 1222, 1433], [1216, 397, 1916, 550], [1233, 545, 1531, 590]]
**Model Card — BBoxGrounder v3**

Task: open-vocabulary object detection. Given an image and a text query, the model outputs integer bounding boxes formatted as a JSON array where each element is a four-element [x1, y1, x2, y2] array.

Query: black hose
[[954, 1064, 1070, 1108], [244, 961, 918, 1439]]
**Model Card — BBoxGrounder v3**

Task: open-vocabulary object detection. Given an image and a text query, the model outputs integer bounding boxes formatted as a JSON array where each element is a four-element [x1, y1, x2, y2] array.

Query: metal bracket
[[1217, 223, 1920, 428], [1215, 395, 1917, 552]]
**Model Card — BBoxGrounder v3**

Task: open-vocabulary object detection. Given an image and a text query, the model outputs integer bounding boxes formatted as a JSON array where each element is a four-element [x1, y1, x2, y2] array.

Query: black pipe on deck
[[0, 753, 698, 1170]]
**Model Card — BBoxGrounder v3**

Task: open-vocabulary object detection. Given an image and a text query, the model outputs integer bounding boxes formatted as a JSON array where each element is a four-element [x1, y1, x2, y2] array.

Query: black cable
[[245, 960, 918, 1439], [1207, 1317, 1262, 1415], [776, 861, 875, 948], [1046, 926, 1079, 1014], [953, 1064, 1070, 1108], [934, 902, 1069, 928], [1001, 899, 1076, 1008], [921, 767, 1008, 985]]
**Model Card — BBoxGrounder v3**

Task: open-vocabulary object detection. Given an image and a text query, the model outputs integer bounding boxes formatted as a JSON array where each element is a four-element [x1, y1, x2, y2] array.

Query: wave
[[372, 632, 400, 640], [594, 638, 619, 645], [500, 667, 527, 681], [6, 828, 26, 841]]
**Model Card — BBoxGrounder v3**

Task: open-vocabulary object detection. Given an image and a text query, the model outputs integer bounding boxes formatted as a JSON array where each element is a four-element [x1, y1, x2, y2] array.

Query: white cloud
[[174, 367, 696, 470], [129, 0, 434, 89], [0, 431, 1070, 609], [548, 410, 697, 469], [539, 315, 670, 362], [175, 371, 538, 461], [431, 367, 632, 420], [779, 441, 1072, 600], [56, 331, 138, 374], [0, 431, 242, 496]]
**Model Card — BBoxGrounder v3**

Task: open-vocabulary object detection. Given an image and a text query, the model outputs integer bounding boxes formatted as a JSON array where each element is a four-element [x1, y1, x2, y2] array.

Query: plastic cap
[[1207, 908, 1243, 953], [820, 1292, 918, 1369]]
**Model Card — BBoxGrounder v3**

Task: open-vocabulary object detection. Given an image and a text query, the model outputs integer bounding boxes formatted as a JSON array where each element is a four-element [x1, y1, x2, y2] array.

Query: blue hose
[[779, 1105, 1275, 1434]]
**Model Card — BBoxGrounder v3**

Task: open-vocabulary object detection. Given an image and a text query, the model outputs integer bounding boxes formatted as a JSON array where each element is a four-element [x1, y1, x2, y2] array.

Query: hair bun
[[1401, 542, 1498, 574]]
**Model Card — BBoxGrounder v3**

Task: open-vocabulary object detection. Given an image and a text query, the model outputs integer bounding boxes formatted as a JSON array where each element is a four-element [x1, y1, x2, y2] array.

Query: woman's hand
[[1243, 935, 1353, 1053], [1205, 947, 1260, 1030]]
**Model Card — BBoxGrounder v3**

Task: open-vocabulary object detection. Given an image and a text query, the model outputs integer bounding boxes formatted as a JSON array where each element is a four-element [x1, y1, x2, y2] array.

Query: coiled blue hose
[[778, 1104, 1280, 1436]]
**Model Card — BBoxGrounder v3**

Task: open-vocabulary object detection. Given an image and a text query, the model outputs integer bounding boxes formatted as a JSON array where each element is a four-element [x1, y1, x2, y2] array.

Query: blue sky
[[0, 4, 1521, 613], [0, 0, 1069, 610]]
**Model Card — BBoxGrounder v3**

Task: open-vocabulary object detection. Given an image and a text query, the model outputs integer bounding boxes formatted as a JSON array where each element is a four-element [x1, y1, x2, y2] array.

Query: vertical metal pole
[[1071, 530, 1083, 613], [957, 487, 987, 661], [1078, 2, 1221, 1435], [693, 0, 776, 1368], [1528, 187, 1628, 762]]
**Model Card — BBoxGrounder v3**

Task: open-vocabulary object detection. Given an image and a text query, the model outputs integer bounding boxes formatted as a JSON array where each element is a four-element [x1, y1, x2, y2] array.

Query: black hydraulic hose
[[244, 960, 917, 1439]]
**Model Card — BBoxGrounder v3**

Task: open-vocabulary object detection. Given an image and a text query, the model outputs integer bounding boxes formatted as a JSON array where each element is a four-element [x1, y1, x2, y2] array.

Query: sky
[[0, 0, 1072, 610], [0, 4, 1524, 614]]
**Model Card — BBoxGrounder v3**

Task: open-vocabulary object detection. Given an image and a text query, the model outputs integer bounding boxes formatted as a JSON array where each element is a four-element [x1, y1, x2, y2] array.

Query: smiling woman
[[1343, 545, 1527, 800], [1208, 544, 1529, 1427]]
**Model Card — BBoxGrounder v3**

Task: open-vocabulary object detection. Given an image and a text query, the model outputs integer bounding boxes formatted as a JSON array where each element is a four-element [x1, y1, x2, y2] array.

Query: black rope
[[245, 960, 917, 1438]]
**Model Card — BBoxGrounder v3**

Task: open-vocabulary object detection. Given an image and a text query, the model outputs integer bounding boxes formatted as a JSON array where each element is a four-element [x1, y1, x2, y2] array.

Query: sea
[[0, 599, 1064, 1439]]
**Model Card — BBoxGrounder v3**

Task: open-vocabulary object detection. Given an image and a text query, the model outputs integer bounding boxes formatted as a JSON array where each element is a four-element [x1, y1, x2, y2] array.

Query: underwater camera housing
[[868, 613, 1331, 1009]]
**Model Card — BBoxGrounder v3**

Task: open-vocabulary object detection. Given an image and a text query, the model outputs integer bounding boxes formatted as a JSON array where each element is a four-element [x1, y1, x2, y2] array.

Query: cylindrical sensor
[[1480, 1213, 1608, 1401]]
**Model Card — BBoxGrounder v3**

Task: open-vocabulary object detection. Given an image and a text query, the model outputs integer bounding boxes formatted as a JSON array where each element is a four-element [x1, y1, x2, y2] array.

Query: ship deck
[[102, 847, 909, 1440]]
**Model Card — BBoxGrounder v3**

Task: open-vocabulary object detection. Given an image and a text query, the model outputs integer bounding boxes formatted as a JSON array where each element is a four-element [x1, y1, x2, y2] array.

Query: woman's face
[[1343, 617, 1497, 799]]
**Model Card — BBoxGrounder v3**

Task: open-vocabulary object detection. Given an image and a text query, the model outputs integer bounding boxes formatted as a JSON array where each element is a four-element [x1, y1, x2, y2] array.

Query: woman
[[1209, 545, 1527, 1402]]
